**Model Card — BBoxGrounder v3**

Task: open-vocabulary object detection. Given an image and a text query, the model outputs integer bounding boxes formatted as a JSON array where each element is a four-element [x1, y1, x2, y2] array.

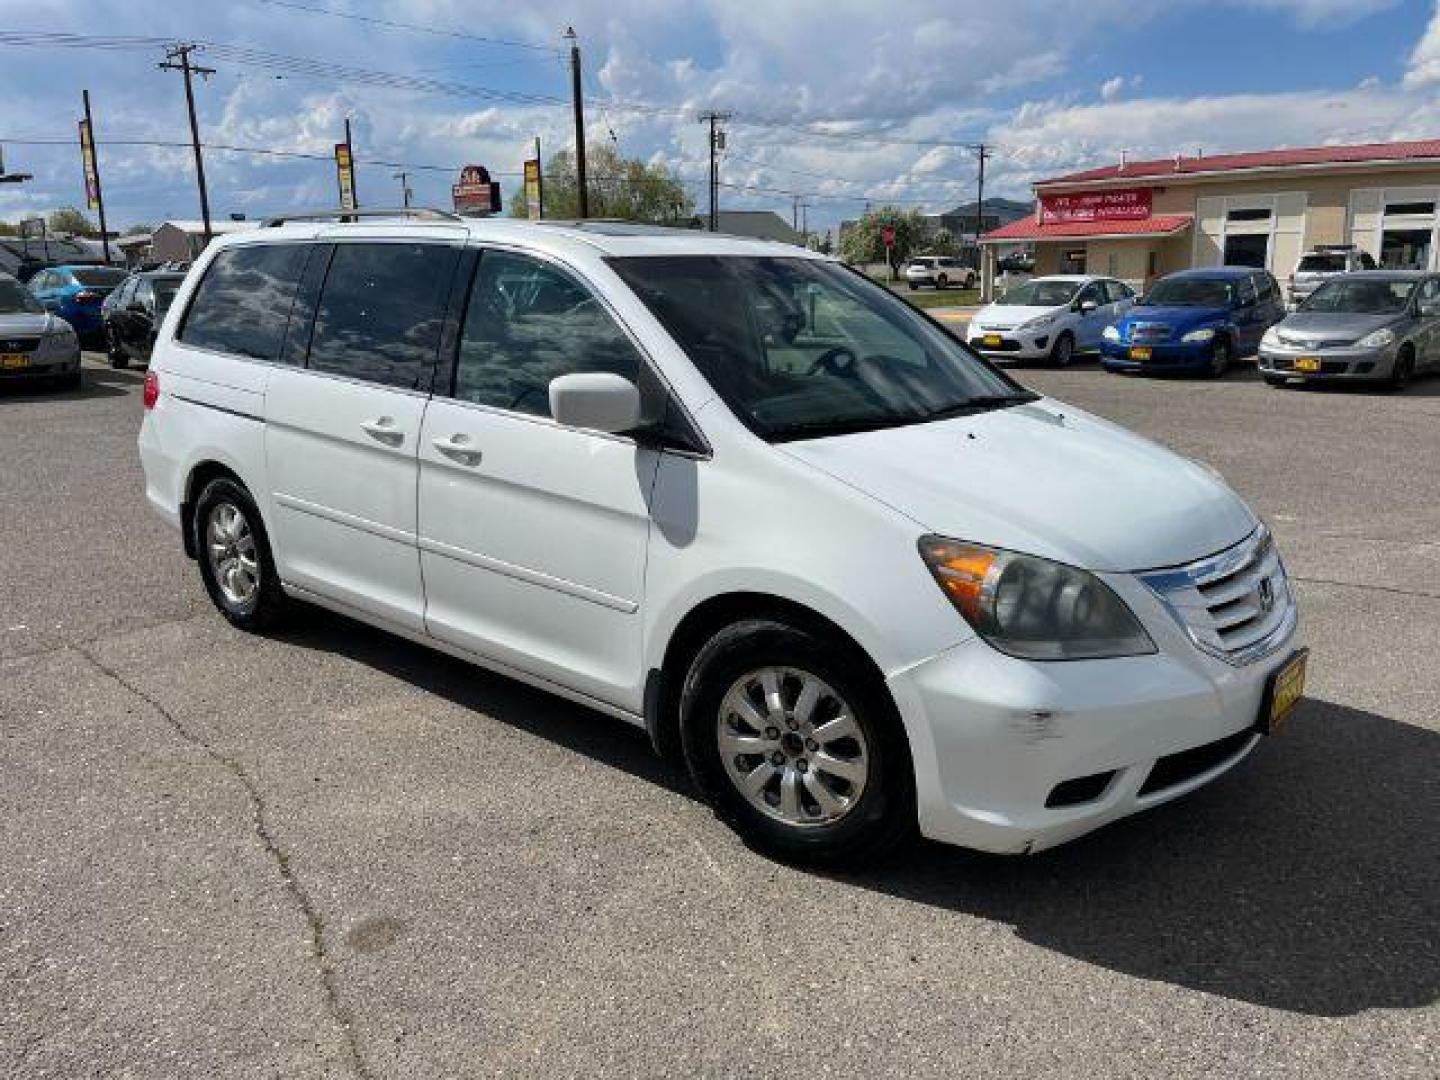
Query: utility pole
[[394, 171, 412, 207], [565, 27, 587, 218], [699, 110, 731, 231], [81, 91, 112, 264], [159, 43, 216, 245], [972, 142, 991, 259]]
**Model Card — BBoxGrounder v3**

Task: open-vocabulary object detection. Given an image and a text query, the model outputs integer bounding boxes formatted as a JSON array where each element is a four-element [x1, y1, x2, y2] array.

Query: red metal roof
[[1040, 139, 1440, 187], [982, 214, 1193, 242]]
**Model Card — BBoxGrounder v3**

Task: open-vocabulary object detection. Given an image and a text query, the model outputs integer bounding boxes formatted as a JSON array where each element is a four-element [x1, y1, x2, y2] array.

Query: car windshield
[[609, 256, 1032, 441], [0, 278, 44, 314], [152, 278, 182, 312], [1141, 278, 1235, 307], [1300, 278, 1414, 314], [999, 280, 1078, 307], [72, 266, 127, 287], [1297, 254, 1348, 273]]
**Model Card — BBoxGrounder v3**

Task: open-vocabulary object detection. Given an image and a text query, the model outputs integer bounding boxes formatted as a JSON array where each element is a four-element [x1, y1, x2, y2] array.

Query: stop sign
[[881, 226, 896, 248]]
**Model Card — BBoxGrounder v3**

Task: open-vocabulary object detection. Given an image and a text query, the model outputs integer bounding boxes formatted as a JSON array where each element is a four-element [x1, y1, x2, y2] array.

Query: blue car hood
[[1120, 304, 1229, 331]]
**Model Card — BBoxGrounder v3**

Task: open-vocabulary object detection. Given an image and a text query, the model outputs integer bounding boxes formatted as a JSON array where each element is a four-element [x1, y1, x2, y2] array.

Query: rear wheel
[[906, 281, 918, 291], [107, 331, 129, 369], [936, 274, 949, 289], [679, 619, 915, 866], [192, 477, 289, 632]]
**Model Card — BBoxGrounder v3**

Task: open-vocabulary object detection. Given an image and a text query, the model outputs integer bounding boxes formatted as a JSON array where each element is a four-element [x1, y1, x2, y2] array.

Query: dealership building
[[979, 138, 1440, 297]]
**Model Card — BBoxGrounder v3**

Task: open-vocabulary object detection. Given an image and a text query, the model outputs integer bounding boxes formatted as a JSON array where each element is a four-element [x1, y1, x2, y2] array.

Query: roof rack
[[260, 207, 464, 228]]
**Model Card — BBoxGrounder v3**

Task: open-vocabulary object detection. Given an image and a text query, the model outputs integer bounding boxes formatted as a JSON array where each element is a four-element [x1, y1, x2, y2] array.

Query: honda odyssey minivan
[[139, 211, 1305, 864]]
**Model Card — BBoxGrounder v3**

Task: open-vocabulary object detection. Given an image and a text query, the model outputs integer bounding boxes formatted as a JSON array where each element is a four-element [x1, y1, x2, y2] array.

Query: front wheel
[[1263, 375, 1289, 388], [935, 274, 949, 289], [1388, 348, 1415, 391], [192, 477, 290, 632], [1205, 337, 1232, 378], [108, 333, 129, 369], [679, 619, 915, 866], [1050, 332, 1075, 367]]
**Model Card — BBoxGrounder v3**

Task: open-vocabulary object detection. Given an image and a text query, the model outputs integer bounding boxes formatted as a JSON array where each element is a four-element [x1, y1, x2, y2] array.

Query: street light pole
[[565, 27, 588, 218]]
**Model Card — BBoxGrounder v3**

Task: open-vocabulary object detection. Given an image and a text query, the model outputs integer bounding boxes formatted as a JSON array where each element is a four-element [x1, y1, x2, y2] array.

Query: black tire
[[1204, 337, 1232, 378], [906, 282, 917, 291], [1049, 331, 1075, 367], [108, 335, 129, 369], [1388, 347, 1415, 391], [679, 619, 915, 867], [1263, 375, 1289, 388], [191, 477, 289, 632], [935, 274, 949, 289], [964, 271, 976, 289], [55, 369, 82, 391]]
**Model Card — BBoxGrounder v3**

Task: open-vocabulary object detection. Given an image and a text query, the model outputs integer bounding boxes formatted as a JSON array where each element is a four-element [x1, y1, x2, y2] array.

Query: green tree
[[48, 207, 97, 236], [510, 146, 693, 223], [0, 220, 17, 237], [928, 227, 958, 257], [838, 206, 927, 279]]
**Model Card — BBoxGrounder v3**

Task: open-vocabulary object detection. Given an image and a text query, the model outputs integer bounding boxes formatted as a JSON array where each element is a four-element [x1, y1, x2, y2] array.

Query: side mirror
[[549, 372, 642, 434], [1077, 299, 1098, 314]]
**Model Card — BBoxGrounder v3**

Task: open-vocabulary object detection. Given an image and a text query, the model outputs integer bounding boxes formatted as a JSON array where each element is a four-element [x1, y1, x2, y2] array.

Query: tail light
[[142, 370, 160, 410], [74, 290, 101, 302]]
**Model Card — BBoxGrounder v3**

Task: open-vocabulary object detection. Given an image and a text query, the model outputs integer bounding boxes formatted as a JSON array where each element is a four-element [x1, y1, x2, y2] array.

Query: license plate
[[1295, 356, 1321, 373], [1259, 648, 1308, 735], [1129, 346, 1152, 361], [982, 334, 1003, 348], [0, 353, 28, 369]]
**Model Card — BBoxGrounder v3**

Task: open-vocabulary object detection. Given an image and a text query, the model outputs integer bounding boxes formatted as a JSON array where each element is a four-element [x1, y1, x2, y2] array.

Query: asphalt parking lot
[[2, 354, 1437, 1078]]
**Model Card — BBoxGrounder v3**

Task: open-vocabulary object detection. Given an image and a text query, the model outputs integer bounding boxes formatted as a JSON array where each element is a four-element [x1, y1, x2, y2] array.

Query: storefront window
[[1060, 248, 1086, 274], [1380, 229, 1432, 270], [1223, 233, 1269, 268]]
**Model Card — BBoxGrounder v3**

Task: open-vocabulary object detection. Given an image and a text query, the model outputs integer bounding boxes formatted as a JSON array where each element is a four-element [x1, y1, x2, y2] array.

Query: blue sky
[[1, 0, 1438, 235]]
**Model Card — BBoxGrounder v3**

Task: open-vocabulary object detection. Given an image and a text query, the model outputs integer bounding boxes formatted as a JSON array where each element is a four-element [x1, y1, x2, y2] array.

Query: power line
[[250, 0, 562, 53]]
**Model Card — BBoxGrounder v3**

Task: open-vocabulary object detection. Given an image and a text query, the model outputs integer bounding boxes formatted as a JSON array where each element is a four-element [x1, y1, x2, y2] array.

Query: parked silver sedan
[[0, 272, 82, 390], [1258, 271, 1440, 390]]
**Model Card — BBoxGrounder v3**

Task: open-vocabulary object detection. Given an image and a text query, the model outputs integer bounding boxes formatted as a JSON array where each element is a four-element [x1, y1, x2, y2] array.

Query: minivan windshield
[[999, 279, 1079, 307], [1140, 278, 1235, 307], [0, 278, 44, 314], [1300, 277, 1414, 314], [609, 256, 1032, 441]]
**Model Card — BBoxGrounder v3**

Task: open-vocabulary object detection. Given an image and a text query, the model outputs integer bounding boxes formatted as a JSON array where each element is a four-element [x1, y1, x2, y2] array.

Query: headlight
[[1260, 327, 1280, 349], [1357, 327, 1395, 348], [1102, 325, 1121, 342], [1182, 327, 1216, 343], [918, 536, 1156, 661], [1018, 312, 1057, 332]]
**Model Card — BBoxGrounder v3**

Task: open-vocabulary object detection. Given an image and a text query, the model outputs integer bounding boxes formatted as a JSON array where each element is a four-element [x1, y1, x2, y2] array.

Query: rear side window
[[306, 243, 457, 391], [179, 244, 309, 361], [450, 249, 643, 418], [72, 267, 127, 287]]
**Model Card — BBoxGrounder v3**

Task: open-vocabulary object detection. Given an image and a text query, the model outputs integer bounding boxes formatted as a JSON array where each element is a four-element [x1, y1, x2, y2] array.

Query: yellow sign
[[334, 143, 357, 211], [78, 118, 100, 211], [524, 157, 542, 219]]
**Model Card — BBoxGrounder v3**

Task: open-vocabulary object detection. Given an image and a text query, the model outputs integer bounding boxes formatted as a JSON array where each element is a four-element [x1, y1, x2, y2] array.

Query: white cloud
[[1404, 1, 1440, 86]]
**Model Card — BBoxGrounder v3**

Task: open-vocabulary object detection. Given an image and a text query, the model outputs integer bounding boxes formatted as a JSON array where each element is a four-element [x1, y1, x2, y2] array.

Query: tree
[[510, 146, 693, 224], [928, 227, 958, 257], [838, 206, 927, 279], [47, 207, 97, 236], [0, 220, 17, 237]]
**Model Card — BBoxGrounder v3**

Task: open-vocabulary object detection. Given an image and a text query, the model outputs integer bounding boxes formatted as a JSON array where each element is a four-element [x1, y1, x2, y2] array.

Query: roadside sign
[[882, 225, 896, 248], [334, 143, 357, 211], [78, 118, 100, 210], [523, 158, 542, 219], [453, 164, 501, 216]]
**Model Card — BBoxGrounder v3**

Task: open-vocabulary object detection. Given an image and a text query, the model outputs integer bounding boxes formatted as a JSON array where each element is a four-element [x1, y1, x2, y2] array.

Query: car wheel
[[1388, 347, 1415, 391], [1263, 375, 1289, 388], [1050, 332, 1075, 367], [107, 332, 129, 369], [192, 477, 289, 632], [906, 282, 917, 291], [1205, 337, 1231, 378], [935, 274, 948, 289], [679, 618, 915, 867]]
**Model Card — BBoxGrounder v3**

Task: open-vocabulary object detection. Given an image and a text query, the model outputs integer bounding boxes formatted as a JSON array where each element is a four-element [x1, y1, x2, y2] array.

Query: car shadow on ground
[[0, 362, 140, 402], [278, 606, 1437, 1019]]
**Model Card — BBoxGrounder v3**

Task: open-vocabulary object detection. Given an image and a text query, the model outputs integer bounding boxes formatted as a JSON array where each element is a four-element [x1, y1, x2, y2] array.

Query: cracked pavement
[[1, 359, 1437, 1077]]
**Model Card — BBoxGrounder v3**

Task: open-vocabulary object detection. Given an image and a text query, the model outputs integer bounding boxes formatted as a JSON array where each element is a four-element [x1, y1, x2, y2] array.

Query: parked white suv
[[139, 212, 1305, 864], [904, 256, 976, 291], [968, 274, 1136, 365]]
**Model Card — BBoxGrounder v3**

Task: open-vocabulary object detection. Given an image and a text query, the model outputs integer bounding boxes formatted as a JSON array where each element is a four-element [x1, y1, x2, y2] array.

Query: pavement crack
[[69, 642, 376, 1080], [1292, 575, 1440, 603]]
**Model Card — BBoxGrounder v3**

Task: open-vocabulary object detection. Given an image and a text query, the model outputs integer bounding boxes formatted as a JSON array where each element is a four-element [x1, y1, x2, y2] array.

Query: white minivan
[[139, 212, 1305, 865]]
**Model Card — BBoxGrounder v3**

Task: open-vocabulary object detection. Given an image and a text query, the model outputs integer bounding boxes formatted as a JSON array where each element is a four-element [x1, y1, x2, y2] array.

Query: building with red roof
[[978, 139, 1440, 299]]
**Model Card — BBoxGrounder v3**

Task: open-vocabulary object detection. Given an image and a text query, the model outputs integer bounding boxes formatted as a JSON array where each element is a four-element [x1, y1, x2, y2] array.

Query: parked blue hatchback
[[1101, 266, 1286, 377], [27, 264, 129, 342]]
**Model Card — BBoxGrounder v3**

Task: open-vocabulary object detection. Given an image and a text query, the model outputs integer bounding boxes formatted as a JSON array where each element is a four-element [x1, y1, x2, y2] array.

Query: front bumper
[[888, 573, 1300, 854], [967, 329, 1054, 360], [1101, 339, 1216, 373], [1258, 344, 1396, 380]]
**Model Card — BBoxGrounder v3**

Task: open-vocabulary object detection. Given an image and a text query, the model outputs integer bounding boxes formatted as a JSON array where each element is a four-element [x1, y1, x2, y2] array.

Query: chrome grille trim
[[1138, 526, 1296, 666]]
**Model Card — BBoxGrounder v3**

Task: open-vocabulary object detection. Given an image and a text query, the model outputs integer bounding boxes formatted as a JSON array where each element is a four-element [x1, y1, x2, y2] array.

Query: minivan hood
[[780, 401, 1256, 573]]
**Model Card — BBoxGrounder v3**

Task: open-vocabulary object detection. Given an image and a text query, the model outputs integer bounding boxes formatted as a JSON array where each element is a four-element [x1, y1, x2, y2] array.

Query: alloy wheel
[[206, 501, 260, 608], [716, 666, 869, 827]]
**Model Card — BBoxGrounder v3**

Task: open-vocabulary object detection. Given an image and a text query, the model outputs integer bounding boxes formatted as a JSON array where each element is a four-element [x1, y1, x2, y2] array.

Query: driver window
[[1076, 283, 1103, 307], [453, 250, 644, 419]]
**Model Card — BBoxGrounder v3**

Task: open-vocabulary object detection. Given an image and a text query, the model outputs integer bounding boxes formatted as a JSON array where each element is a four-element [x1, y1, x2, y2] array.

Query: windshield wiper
[[921, 392, 1038, 420], [763, 415, 924, 441]]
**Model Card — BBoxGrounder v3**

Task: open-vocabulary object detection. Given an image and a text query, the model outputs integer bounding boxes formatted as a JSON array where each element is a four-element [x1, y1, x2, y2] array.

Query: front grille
[[1138, 730, 1255, 796], [1130, 323, 1172, 342], [1139, 527, 1295, 666], [1277, 332, 1355, 349], [0, 337, 40, 353]]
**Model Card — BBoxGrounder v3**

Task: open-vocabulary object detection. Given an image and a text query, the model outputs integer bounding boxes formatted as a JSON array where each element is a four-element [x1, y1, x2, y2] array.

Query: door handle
[[432, 434, 482, 465], [360, 417, 405, 445]]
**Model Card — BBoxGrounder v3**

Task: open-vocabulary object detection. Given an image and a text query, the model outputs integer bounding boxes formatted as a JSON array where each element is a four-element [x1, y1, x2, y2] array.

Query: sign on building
[[1040, 186, 1152, 224], [453, 165, 501, 216]]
